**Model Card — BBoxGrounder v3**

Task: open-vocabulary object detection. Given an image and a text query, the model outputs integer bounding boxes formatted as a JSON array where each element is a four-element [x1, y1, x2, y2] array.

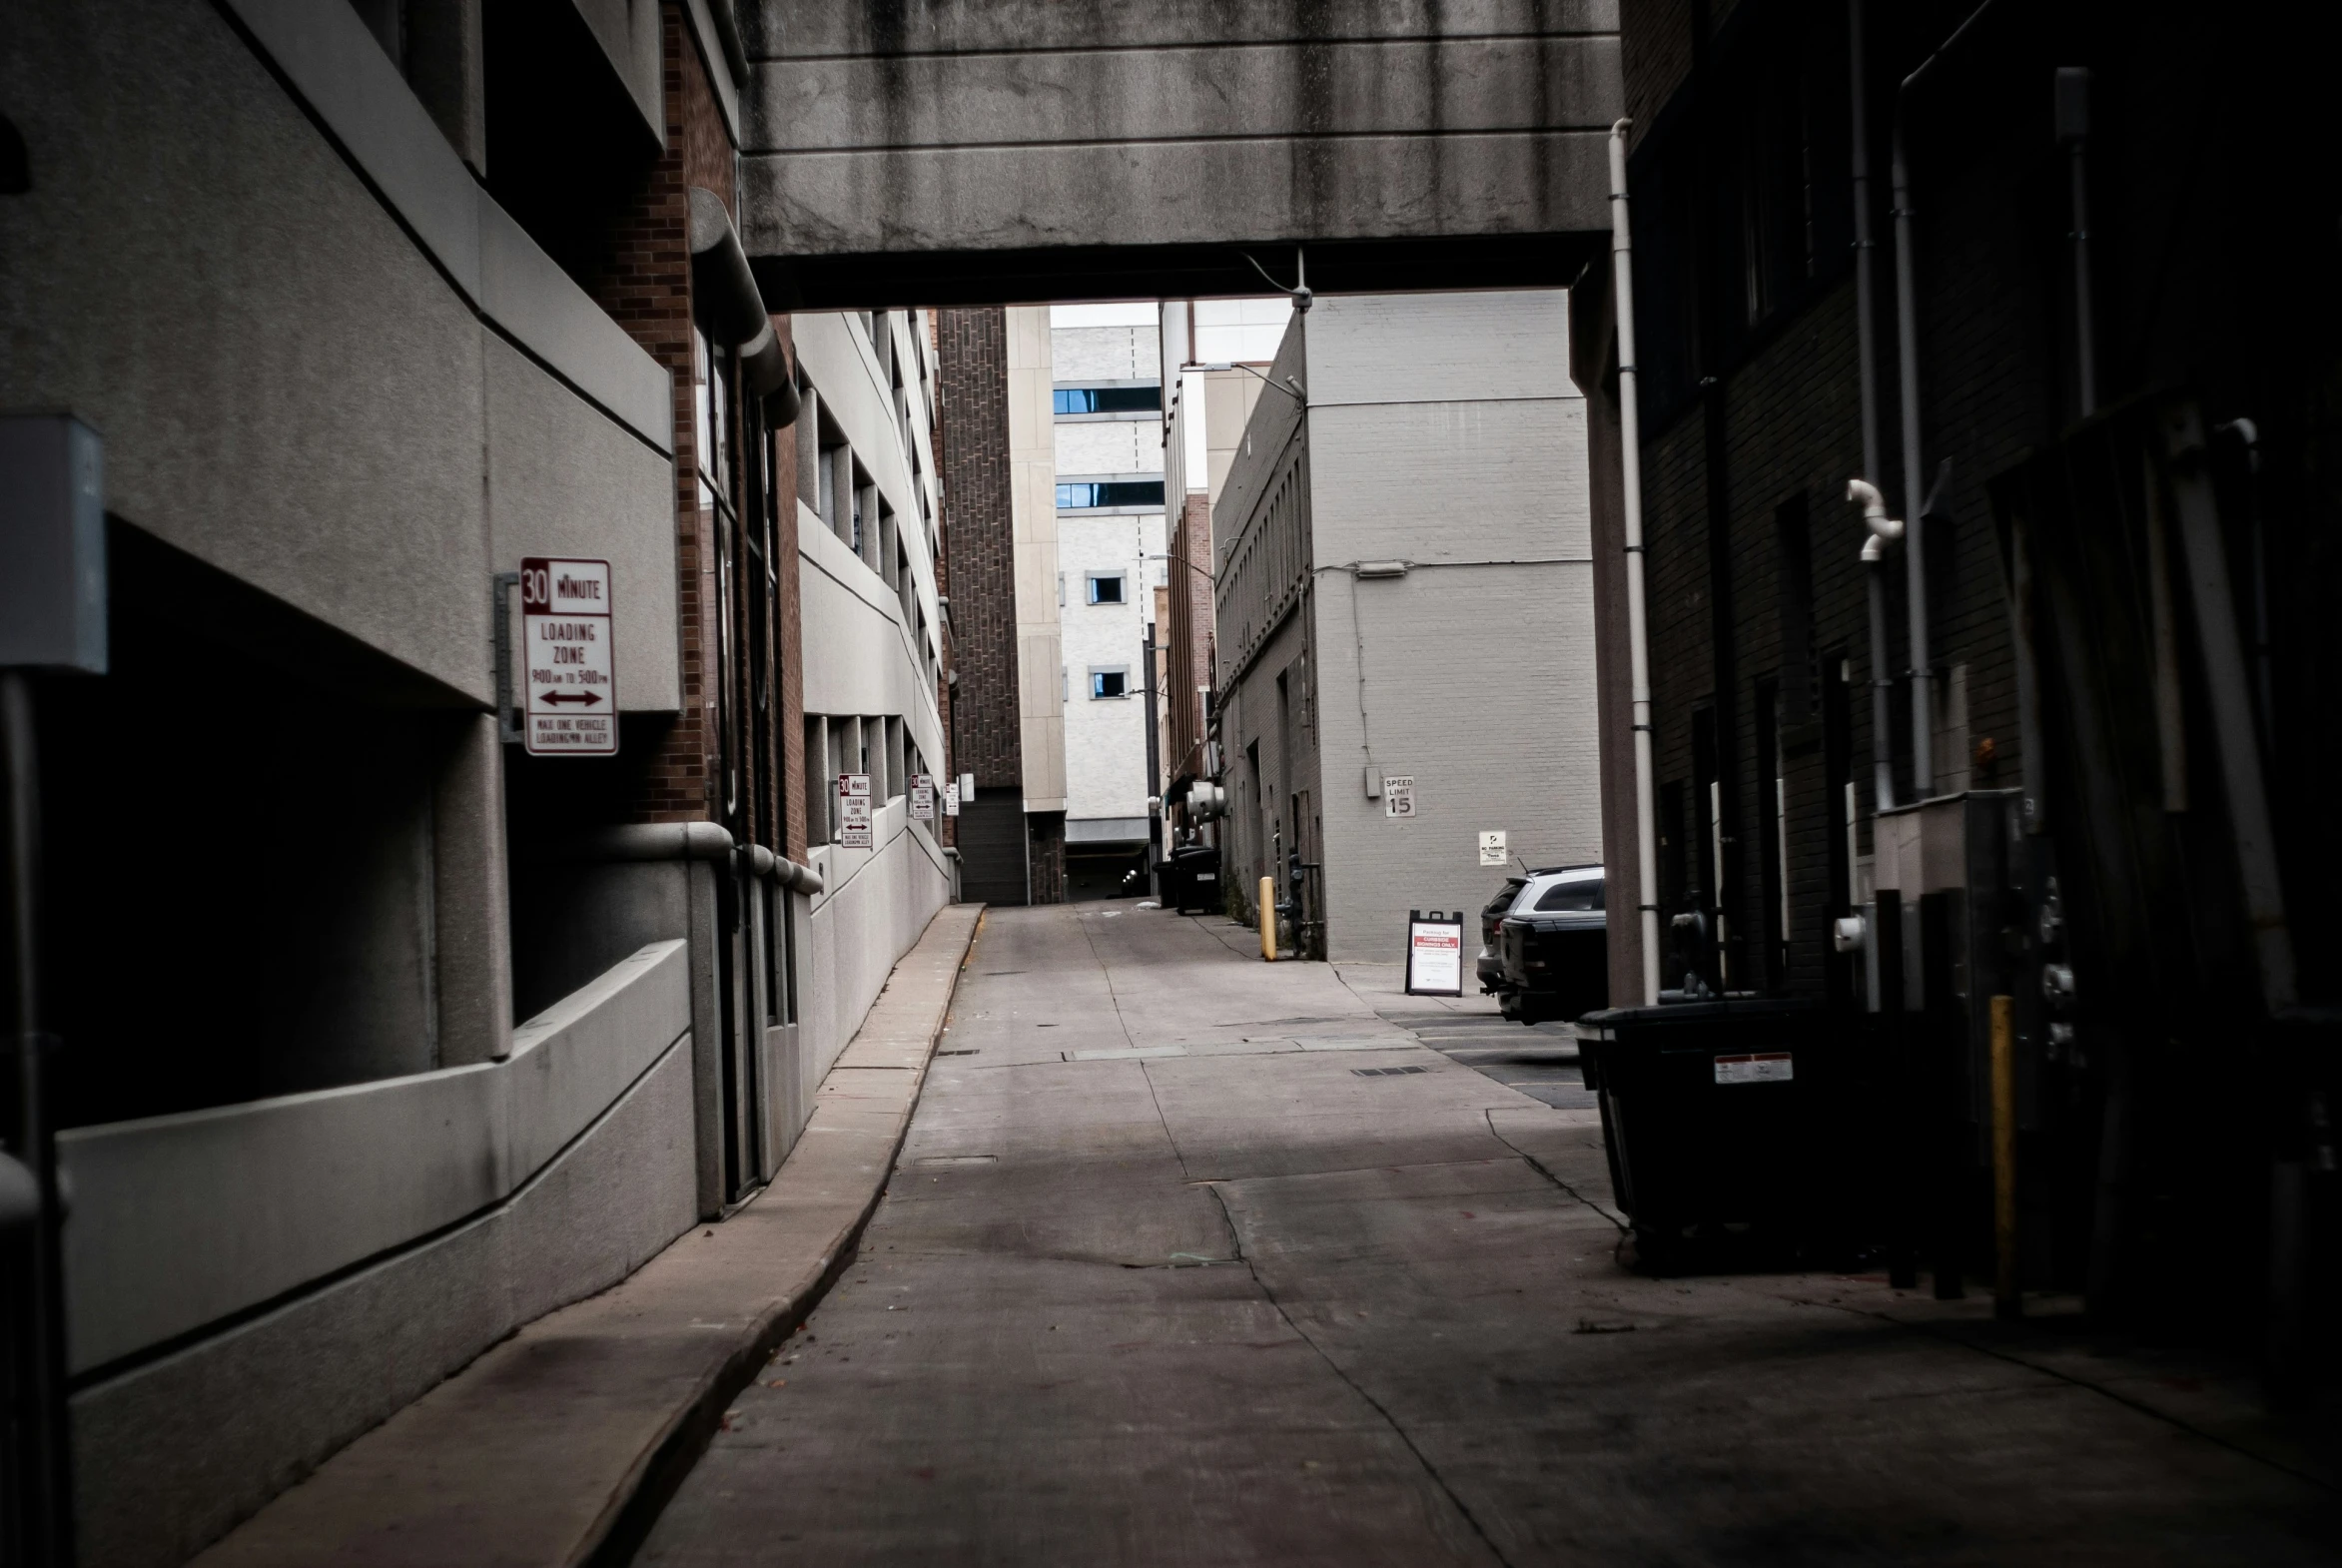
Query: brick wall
[[1618, 0, 2040, 997], [934, 306, 1022, 793], [564, 2, 728, 826], [1164, 491, 1212, 787]]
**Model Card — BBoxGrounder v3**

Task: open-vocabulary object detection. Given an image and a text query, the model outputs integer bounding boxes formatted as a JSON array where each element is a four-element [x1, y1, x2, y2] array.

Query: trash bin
[[1574, 999, 1852, 1252], [1162, 844, 1221, 914]]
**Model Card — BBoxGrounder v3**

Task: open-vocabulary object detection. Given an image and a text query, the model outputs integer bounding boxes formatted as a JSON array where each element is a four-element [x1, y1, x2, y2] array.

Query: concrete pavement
[[640, 901, 2338, 1566]]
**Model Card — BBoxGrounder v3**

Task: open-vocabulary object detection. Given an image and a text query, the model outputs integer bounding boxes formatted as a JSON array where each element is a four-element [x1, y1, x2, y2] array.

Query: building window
[[1055, 386, 1162, 415], [1086, 572, 1126, 605], [1057, 479, 1166, 511], [1090, 667, 1130, 700]]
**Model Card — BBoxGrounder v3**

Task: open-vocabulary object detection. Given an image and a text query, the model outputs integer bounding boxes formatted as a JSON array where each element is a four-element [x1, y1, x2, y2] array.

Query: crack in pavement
[[1203, 1181, 1519, 1568], [1482, 1109, 1630, 1235]]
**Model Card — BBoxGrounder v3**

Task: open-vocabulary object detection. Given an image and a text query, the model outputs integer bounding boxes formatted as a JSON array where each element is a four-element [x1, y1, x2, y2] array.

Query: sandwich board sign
[[1404, 909, 1464, 996], [837, 773, 872, 847], [520, 557, 616, 755], [911, 774, 936, 821]]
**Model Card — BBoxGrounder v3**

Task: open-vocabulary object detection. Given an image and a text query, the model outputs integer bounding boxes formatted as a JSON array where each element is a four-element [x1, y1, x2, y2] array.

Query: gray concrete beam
[[737, 1, 1620, 308]]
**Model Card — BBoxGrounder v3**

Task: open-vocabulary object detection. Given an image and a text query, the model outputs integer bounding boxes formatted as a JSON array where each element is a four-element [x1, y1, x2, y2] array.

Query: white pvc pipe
[[1609, 120, 1662, 1007]]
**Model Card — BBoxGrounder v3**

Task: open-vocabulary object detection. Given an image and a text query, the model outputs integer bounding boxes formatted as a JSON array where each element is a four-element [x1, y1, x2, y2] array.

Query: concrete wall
[[67, 945, 698, 1568], [738, 2, 1622, 287], [794, 308, 954, 1079], [802, 800, 955, 1086], [3, 6, 695, 1557], [1, 0, 675, 708]]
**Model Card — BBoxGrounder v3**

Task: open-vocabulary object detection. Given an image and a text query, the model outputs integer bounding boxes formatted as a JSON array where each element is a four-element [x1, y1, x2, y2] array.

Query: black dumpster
[[1575, 999, 1858, 1254], [1159, 844, 1221, 914]]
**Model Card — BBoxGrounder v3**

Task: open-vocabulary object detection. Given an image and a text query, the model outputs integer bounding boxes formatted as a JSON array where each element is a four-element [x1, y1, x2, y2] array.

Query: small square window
[[1090, 668, 1130, 700], [1086, 572, 1126, 605]]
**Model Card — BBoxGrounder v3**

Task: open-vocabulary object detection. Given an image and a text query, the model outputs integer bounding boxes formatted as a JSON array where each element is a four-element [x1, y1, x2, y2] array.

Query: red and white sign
[[837, 772, 872, 848], [520, 557, 616, 756], [910, 774, 936, 821], [1713, 1052, 1795, 1086], [1404, 913, 1464, 996]]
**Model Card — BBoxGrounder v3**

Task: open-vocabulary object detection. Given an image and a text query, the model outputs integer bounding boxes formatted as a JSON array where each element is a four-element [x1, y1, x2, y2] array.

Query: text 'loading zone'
[[521, 556, 616, 756]]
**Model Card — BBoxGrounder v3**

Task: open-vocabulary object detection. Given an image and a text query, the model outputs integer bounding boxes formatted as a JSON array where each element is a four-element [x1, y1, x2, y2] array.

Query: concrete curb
[[573, 1165, 890, 1568], [577, 908, 984, 1568], [193, 904, 986, 1568]]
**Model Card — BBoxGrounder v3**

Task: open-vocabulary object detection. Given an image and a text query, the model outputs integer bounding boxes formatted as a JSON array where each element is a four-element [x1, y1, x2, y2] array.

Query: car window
[[1482, 880, 1526, 917], [1534, 878, 1604, 913]]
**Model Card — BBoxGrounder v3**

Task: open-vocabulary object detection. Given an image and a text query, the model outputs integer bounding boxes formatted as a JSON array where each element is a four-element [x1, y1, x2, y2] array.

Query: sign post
[[910, 773, 935, 821], [1404, 909, 1464, 996], [837, 772, 872, 848], [519, 556, 616, 756]]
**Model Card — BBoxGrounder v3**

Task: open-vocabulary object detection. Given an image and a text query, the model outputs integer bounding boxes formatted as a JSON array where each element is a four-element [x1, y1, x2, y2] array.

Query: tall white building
[[1047, 304, 1168, 895]]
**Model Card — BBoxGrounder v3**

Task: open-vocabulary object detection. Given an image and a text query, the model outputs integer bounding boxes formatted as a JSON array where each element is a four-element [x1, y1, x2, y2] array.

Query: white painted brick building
[[1212, 290, 1600, 961]]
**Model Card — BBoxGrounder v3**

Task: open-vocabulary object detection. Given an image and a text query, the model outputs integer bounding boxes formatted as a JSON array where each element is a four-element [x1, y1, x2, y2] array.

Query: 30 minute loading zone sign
[[521, 557, 616, 755]]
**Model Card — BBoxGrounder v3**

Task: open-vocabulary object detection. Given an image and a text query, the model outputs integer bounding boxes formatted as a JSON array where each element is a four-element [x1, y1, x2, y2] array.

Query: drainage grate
[[937, 1049, 979, 1057], [1352, 1065, 1430, 1078]]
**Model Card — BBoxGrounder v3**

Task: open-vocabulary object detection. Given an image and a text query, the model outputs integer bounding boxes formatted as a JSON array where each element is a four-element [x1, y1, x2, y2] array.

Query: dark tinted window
[[1535, 878, 1604, 913], [1055, 387, 1163, 415], [1058, 480, 1166, 509], [1482, 880, 1526, 917]]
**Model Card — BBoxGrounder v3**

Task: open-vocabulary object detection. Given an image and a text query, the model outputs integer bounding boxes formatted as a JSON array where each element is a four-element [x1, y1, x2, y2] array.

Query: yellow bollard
[[1258, 877, 1277, 961], [1990, 994, 2019, 1319]]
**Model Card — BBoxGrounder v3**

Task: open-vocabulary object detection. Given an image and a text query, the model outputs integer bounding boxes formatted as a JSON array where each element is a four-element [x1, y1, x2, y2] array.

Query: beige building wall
[[1005, 305, 1066, 811]]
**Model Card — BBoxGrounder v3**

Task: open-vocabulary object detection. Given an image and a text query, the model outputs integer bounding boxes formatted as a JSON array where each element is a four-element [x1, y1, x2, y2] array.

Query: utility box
[[0, 415, 107, 673]]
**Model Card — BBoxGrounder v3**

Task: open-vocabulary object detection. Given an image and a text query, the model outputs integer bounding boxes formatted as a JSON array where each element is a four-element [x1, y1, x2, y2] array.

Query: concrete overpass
[[736, 1, 1623, 308]]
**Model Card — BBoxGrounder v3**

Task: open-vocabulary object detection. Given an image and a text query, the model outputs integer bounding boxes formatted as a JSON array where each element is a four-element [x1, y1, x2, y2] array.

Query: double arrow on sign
[[542, 691, 603, 706]]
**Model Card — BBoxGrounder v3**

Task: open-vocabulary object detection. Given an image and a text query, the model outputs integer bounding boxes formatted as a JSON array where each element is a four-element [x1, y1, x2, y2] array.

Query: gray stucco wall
[[1, 0, 676, 708], [486, 337, 683, 711], [3, 0, 490, 699]]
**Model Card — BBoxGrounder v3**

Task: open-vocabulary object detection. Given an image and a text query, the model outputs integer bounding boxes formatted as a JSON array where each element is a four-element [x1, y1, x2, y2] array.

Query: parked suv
[[1496, 865, 1606, 1025], [1477, 866, 1602, 1014]]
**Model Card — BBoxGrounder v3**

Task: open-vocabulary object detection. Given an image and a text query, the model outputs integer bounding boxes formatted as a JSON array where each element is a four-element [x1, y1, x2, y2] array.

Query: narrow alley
[[639, 906, 2337, 1566]]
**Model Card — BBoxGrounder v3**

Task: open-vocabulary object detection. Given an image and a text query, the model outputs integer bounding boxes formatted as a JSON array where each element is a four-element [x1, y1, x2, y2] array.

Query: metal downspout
[[1609, 121, 1662, 1006], [1890, 0, 2005, 800], [1849, 0, 1896, 815]]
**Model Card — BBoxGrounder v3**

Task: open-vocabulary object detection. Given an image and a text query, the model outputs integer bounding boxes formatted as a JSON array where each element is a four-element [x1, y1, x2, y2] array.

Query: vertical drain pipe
[[1890, 0, 2004, 801], [1609, 120, 1663, 1006], [1848, 0, 1895, 815], [1890, 92, 1934, 798], [2055, 69, 2097, 417]]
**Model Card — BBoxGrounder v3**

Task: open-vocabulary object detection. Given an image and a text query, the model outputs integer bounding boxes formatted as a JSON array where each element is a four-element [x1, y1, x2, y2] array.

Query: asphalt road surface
[[639, 902, 2339, 1566]]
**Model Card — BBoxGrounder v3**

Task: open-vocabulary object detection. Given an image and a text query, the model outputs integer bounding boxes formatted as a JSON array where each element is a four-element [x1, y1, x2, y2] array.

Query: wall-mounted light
[[1353, 560, 1409, 579]]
